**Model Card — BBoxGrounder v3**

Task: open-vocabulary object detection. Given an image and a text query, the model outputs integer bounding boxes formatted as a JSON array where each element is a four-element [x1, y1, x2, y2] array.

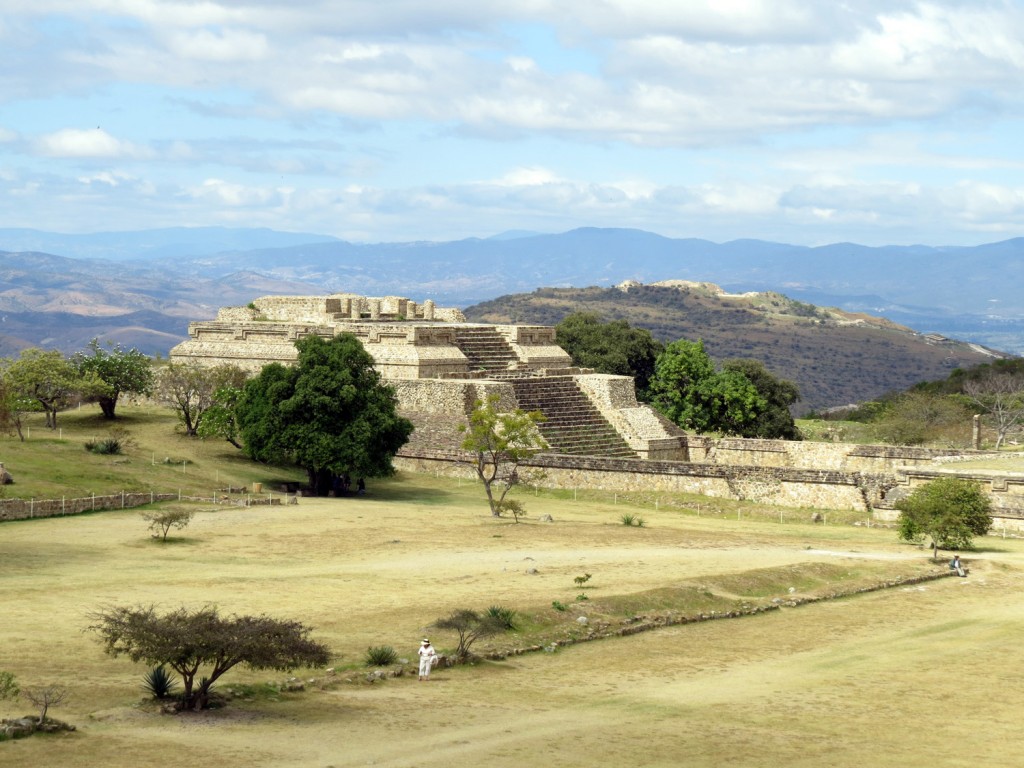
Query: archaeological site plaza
[[170, 293, 1024, 527]]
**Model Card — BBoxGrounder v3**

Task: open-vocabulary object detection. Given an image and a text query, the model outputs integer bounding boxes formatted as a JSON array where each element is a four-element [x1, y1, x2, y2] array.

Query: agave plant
[[143, 665, 179, 700]]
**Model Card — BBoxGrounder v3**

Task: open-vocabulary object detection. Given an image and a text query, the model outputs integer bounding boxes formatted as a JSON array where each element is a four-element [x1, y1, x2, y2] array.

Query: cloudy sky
[[2, 1, 1023, 245]]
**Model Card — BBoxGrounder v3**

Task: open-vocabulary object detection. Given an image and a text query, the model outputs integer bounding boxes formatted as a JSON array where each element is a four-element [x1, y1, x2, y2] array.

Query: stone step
[[511, 378, 636, 459]]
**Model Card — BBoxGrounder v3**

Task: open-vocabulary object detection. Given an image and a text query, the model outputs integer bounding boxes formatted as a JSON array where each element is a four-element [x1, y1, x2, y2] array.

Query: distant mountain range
[[0, 226, 1021, 372]]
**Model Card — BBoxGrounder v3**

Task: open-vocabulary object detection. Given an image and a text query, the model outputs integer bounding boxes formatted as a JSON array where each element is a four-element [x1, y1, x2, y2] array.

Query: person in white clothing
[[418, 638, 437, 681]]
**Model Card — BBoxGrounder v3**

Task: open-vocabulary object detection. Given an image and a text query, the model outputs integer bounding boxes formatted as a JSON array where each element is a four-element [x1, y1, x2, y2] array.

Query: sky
[[1, 1, 1024, 246]]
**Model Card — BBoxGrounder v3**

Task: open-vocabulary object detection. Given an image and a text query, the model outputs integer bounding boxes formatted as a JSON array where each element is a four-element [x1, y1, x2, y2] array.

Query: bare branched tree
[[22, 684, 69, 724], [963, 371, 1024, 449]]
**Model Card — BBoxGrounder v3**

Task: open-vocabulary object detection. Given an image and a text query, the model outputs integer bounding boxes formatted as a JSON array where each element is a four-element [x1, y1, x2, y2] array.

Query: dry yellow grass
[[2, 470, 1023, 768]]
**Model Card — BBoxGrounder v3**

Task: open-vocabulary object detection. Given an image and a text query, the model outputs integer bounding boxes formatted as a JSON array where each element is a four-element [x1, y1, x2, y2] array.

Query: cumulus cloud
[[34, 129, 152, 159], [3, 1, 1024, 244]]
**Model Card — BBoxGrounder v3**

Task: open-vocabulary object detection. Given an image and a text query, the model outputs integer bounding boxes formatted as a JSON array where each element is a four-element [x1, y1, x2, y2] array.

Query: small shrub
[[551, 601, 567, 612], [364, 645, 398, 666], [573, 573, 592, 588], [85, 438, 122, 455], [143, 665, 179, 699], [485, 605, 518, 630], [143, 508, 195, 541], [22, 684, 68, 723], [575, 593, 589, 601], [0, 671, 18, 701], [620, 513, 645, 527]]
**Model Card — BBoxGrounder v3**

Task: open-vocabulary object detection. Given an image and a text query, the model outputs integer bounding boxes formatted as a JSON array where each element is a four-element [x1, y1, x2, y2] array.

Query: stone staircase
[[511, 377, 637, 458], [453, 327, 521, 374]]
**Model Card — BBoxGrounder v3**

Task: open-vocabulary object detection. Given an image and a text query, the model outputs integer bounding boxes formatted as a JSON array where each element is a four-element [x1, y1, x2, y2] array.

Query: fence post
[[92, 493, 95, 510], [30, 498, 34, 518], [62, 496, 65, 515], [122, 490, 125, 509], [178, 489, 182, 501]]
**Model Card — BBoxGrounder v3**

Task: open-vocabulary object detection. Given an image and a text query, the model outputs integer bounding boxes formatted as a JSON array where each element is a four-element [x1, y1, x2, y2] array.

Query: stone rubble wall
[[0, 492, 180, 522]]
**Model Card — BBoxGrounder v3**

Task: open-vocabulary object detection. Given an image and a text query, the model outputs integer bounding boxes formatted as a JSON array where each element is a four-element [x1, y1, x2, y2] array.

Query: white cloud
[[164, 27, 269, 62], [34, 129, 152, 159]]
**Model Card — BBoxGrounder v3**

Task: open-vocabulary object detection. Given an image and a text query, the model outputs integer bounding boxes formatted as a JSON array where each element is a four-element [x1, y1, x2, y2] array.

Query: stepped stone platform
[[170, 292, 685, 460]]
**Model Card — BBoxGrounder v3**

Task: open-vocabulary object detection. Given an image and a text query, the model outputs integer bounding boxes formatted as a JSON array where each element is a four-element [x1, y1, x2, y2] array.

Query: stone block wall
[[395, 449, 878, 512], [496, 325, 574, 369], [573, 374, 687, 460], [684, 436, 1002, 473]]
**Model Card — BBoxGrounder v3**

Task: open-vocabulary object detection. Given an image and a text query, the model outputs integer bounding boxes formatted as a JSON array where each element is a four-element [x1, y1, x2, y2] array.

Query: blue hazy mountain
[[1, 226, 1021, 356]]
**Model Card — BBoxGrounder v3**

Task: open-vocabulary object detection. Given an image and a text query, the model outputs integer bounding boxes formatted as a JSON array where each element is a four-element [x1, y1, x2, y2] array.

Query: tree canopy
[[554, 312, 663, 398], [73, 338, 154, 419], [722, 359, 801, 440], [649, 339, 762, 435], [896, 477, 993, 556], [649, 340, 802, 439], [2, 348, 100, 429], [157, 362, 248, 437], [88, 605, 332, 711], [235, 334, 413, 495]]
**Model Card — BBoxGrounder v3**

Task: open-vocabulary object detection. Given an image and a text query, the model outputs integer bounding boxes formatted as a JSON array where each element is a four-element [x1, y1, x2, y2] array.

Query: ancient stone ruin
[[169, 293, 686, 460], [168, 292, 1024, 522]]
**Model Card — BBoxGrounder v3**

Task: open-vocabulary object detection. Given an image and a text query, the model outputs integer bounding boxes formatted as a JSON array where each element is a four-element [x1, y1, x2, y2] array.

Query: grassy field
[[2, 405, 1024, 767]]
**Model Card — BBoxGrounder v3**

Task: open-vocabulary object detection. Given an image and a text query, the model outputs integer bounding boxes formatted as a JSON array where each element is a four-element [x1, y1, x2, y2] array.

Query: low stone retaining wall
[[395, 448, 885, 512], [0, 492, 180, 522], [480, 570, 953, 660], [0, 490, 295, 522]]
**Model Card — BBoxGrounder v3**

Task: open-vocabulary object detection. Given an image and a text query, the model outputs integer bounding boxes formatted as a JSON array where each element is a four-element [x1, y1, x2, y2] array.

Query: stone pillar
[[423, 300, 435, 320], [369, 299, 381, 320], [406, 301, 418, 319], [973, 414, 982, 449]]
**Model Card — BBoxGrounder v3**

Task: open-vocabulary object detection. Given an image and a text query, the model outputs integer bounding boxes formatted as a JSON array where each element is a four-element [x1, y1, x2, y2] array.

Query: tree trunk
[[99, 394, 118, 419]]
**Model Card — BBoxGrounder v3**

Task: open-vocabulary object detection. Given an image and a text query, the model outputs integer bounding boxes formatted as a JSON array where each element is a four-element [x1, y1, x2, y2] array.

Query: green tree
[[0, 370, 30, 441], [650, 339, 766, 435], [3, 348, 99, 429], [555, 312, 663, 399], [73, 338, 154, 419], [0, 670, 17, 701], [459, 394, 547, 517], [143, 508, 195, 541], [896, 477, 993, 558], [196, 384, 245, 449], [157, 362, 248, 437], [235, 334, 413, 495], [722, 358, 802, 439], [432, 609, 506, 662], [88, 605, 332, 711]]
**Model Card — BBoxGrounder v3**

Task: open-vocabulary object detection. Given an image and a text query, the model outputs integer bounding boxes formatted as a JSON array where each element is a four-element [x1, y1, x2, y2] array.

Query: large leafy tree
[[157, 362, 248, 437], [3, 348, 99, 429], [896, 477, 993, 558], [73, 338, 154, 419], [554, 312, 663, 399], [235, 334, 413, 495], [460, 394, 547, 517], [88, 605, 332, 711], [650, 339, 766, 436], [722, 359, 802, 440]]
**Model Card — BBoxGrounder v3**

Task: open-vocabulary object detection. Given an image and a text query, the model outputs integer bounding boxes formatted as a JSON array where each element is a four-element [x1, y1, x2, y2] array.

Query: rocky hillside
[[464, 281, 1006, 413]]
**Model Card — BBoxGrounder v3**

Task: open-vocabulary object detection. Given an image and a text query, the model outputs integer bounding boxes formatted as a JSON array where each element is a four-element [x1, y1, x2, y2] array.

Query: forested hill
[[464, 281, 1005, 414]]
